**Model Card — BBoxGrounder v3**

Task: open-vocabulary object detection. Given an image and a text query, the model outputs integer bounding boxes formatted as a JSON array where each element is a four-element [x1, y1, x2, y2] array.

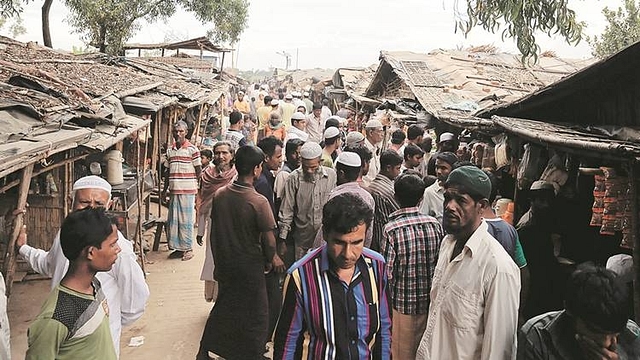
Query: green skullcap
[[445, 165, 491, 199]]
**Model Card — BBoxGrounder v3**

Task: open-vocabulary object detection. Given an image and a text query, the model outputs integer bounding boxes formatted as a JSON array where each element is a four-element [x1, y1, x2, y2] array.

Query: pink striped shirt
[[167, 141, 201, 194]]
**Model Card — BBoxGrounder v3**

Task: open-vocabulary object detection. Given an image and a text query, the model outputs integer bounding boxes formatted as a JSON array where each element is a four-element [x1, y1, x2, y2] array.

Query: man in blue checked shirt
[[273, 193, 391, 359]]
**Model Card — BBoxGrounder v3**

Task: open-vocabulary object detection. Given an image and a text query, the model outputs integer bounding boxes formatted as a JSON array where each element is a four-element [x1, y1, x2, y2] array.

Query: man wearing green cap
[[416, 166, 520, 360]]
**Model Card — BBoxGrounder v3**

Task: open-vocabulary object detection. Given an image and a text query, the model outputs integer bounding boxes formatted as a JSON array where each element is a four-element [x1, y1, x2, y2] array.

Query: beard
[[303, 170, 317, 183]]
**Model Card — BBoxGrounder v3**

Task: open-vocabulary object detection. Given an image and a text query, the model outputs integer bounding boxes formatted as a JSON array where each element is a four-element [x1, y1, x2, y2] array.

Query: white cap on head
[[291, 112, 306, 121], [300, 142, 322, 159], [292, 91, 301, 98], [323, 127, 340, 140], [238, 91, 244, 95], [270, 99, 279, 106], [439, 132, 455, 142], [336, 151, 361, 167], [365, 119, 383, 129], [345, 131, 365, 145], [285, 94, 293, 100], [72, 175, 112, 201], [303, 91, 310, 97]]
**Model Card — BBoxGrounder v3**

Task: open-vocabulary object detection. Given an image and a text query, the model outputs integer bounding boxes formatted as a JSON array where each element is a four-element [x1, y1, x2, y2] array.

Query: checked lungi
[[167, 193, 196, 251]]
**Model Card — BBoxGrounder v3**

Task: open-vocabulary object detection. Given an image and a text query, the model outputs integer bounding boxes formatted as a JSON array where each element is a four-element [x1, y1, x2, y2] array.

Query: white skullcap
[[345, 131, 365, 145], [292, 91, 301, 98], [300, 142, 322, 159], [607, 254, 633, 283], [72, 175, 112, 202], [323, 127, 340, 140], [285, 94, 293, 100], [270, 99, 279, 106], [291, 112, 306, 121], [336, 151, 361, 167], [303, 91, 310, 97], [365, 119, 383, 129], [73, 175, 112, 193], [439, 132, 455, 142]]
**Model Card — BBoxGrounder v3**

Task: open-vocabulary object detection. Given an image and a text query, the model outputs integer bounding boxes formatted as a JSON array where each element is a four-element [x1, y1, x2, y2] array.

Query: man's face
[[531, 191, 554, 214], [443, 185, 483, 235], [287, 145, 302, 167], [385, 164, 402, 180], [294, 119, 307, 130], [368, 127, 384, 144], [435, 159, 453, 183], [201, 156, 211, 167], [172, 126, 186, 144], [237, 94, 244, 101], [213, 145, 233, 168], [73, 189, 110, 211], [575, 317, 620, 359], [440, 140, 455, 152], [406, 154, 423, 168], [266, 146, 283, 171], [313, 109, 321, 117], [413, 135, 423, 145], [325, 223, 366, 270], [301, 157, 321, 181], [89, 225, 121, 272]]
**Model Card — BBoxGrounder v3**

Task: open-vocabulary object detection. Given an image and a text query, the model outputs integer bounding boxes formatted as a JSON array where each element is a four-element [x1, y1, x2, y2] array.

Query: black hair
[[391, 129, 406, 145], [344, 144, 372, 164], [325, 118, 340, 130], [420, 136, 433, 152], [483, 169, 499, 203], [322, 193, 373, 235], [200, 149, 213, 159], [452, 160, 477, 169], [434, 151, 458, 166], [324, 135, 340, 146], [313, 103, 322, 110], [264, 95, 273, 106], [257, 136, 283, 158], [407, 125, 425, 141], [336, 162, 361, 182], [394, 173, 426, 207], [229, 111, 243, 125], [423, 175, 438, 187], [235, 145, 265, 176], [403, 143, 425, 160], [285, 138, 304, 162], [60, 207, 115, 261], [380, 149, 403, 169], [565, 265, 629, 333]]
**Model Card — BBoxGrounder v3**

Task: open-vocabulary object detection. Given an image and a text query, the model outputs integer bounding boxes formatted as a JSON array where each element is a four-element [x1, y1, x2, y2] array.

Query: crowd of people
[[6, 84, 640, 360]]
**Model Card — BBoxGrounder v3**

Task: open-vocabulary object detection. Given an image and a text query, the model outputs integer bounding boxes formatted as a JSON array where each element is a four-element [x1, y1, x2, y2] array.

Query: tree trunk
[[98, 24, 107, 53], [41, 0, 53, 47]]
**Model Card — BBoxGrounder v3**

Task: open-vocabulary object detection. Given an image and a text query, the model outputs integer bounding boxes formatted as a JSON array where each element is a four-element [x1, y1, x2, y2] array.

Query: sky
[[8, 0, 619, 70]]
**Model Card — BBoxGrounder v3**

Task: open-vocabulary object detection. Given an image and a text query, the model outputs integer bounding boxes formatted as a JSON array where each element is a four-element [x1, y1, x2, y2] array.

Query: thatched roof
[[477, 41, 640, 128], [124, 36, 232, 53], [365, 49, 593, 116]]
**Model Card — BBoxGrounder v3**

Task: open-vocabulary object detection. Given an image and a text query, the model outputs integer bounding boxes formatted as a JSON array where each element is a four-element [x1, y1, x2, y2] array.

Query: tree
[[588, 0, 640, 58], [456, 0, 584, 63], [63, 0, 248, 55], [0, 15, 26, 38]]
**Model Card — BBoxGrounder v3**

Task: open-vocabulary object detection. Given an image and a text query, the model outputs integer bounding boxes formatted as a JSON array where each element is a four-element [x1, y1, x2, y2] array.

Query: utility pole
[[276, 51, 292, 70]]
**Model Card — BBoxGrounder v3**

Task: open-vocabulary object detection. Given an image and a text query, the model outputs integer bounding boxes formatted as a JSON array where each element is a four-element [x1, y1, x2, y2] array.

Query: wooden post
[[630, 160, 640, 323], [193, 103, 205, 145], [135, 132, 147, 276], [153, 109, 162, 217], [3, 164, 34, 296], [220, 52, 226, 73]]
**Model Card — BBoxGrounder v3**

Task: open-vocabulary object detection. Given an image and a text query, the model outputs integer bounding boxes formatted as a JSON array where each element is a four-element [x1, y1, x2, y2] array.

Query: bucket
[[495, 198, 512, 217], [105, 150, 124, 185]]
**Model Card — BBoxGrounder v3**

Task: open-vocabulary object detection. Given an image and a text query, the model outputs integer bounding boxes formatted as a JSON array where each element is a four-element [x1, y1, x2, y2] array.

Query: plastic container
[[495, 198, 513, 217], [105, 150, 124, 185]]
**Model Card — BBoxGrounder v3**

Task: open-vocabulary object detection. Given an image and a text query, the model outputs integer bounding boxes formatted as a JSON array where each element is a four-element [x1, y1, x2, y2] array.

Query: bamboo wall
[[25, 167, 65, 252]]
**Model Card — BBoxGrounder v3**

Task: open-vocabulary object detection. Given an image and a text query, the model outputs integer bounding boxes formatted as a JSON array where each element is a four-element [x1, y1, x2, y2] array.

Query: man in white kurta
[[17, 176, 149, 357], [416, 166, 520, 360]]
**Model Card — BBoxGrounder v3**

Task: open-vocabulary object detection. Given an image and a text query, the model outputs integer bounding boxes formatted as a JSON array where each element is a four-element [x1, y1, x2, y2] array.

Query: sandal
[[168, 250, 184, 259], [182, 250, 194, 261]]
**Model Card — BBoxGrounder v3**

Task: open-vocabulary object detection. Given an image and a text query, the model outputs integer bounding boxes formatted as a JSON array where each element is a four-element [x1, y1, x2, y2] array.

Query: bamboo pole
[[630, 160, 640, 324], [3, 164, 34, 296], [154, 109, 162, 217], [0, 153, 89, 194], [135, 132, 147, 276], [193, 103, 205, 145]]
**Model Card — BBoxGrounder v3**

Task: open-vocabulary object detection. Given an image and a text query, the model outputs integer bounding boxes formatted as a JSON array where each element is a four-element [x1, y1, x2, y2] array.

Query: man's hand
[[15, 225, 27, 249], [277, 241, 287, 257], [272, 254, 286, 274], [577, 333, 620, 360]]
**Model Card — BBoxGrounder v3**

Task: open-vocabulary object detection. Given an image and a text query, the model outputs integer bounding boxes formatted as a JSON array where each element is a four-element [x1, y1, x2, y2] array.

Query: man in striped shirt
[[368, 150, 403, 252], [273, 193, 392, 359], [165, 121, 201, 261], [381, 173, 444, 359]]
